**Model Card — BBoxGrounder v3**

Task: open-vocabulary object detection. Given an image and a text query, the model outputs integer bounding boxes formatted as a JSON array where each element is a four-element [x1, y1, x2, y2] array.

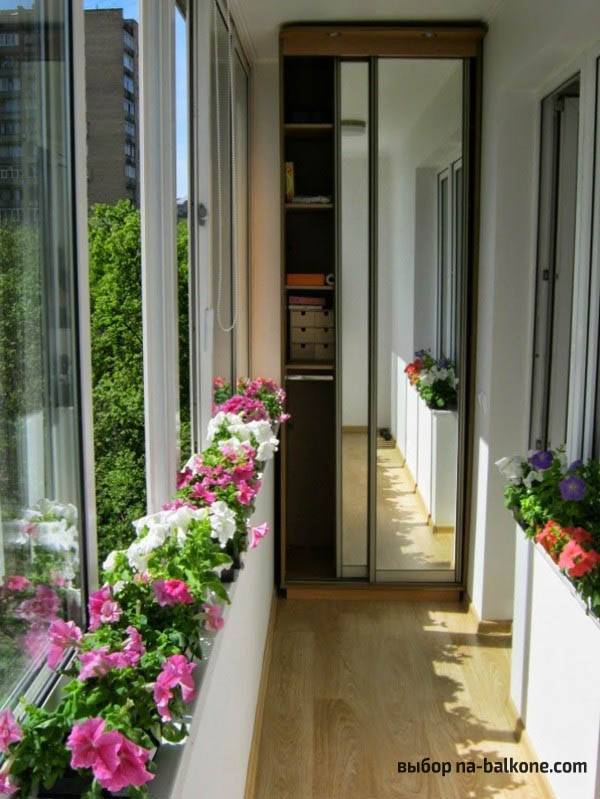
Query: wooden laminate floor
[[252, 600, 552, 799]]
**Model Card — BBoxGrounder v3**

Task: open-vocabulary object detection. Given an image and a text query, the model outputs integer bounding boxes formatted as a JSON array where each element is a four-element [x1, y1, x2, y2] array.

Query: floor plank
[[253, 600, 553, 799]]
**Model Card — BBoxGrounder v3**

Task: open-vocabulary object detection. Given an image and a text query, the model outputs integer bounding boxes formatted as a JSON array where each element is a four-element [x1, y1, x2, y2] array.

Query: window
[[530, 76, 580, 451], [0, 33, 18, 47], [123, 30, 135, 52], [176, 3, 191, 464], [436, 158, 462, 365], [0, 2, 85, 706], [211, 3, 250, 387], [123, 52, 134, 72], [0, 77, 19, 91], [123, 74, 135, 94], [124, 99, 135, 119], [84, 0, 145, 567]]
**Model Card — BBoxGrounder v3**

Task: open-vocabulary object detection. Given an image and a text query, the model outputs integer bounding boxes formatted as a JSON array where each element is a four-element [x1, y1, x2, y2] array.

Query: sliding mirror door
[[375, 59, 463, 582], [339, 61, 370, 578]]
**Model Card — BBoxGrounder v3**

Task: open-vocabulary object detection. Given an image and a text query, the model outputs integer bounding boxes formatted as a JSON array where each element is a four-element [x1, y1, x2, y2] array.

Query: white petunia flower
[[523, 470, 543, 489], [218, 436, 245, 456], [206, 411, 247, 442], [103, 550, 120, 571], [245, 420, 274, 444], [209, 500, 237, 545], [256, 436, 279, 462], [495, 455, 525, 483]]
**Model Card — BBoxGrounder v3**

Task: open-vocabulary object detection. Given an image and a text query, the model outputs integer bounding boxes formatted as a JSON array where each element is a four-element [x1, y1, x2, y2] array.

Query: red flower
[[535, 520, 564, 562], [404, 359, 423, 386], [558, 540, 600, 578], [564, 526, 593, 545]]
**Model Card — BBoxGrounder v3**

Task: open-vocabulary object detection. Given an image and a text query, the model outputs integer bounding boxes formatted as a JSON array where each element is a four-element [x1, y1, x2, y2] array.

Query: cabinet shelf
[[285, 285, 334, 291], [284, 123, 333, 139], [285, 362, 335, 371], [285, 203, 334, 211]]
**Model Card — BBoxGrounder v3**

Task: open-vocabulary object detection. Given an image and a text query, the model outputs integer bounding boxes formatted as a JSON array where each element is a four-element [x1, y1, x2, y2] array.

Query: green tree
[[89, 201, 190, 561]]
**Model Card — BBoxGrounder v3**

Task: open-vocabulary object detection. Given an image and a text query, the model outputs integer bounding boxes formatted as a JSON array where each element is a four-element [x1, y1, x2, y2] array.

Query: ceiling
[[233, 0, 500, 61]]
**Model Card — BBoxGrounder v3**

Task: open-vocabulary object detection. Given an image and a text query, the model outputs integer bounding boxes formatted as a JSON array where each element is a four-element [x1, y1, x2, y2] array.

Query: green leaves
[[89, 201, 190, 561]]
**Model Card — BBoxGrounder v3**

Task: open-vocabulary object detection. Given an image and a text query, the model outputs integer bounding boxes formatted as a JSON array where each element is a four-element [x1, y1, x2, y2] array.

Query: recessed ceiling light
[[328, 31, 340, 38], [423, 31, 436, 39]]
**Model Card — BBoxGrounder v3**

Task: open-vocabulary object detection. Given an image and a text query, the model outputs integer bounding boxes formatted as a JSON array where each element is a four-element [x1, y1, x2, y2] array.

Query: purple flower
[[568, 459, 584, 472], [559, 475, 587, 502], [528, 450, 553, 470]]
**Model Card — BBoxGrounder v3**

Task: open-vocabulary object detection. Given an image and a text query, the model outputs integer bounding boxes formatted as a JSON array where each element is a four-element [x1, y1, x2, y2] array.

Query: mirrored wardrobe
[[279, 25, 484, 590]]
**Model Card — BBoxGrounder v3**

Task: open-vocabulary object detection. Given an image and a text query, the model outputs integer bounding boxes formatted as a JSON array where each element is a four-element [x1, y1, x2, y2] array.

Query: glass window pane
[[0, 1, 84, 705], [176, 4, 191, 464], [211, 6, 233, 387], [84, 0, 145, 564]]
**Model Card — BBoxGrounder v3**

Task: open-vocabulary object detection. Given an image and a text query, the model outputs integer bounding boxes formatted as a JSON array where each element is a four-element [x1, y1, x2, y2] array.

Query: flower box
[[416, 395, 458, 531], [511, 525, 600, 799], [404, 384, 420, 488]]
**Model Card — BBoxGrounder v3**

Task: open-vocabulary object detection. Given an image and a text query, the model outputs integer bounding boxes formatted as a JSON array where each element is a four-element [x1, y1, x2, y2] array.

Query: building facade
[[84, 9, 139, 207]]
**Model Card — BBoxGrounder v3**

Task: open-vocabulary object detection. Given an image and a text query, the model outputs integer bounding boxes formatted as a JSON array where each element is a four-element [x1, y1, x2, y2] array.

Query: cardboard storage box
[[290, 326, 315, 344], [313, 309, 334, 325], [314, 343, 333, 360], [290, 342, 315, 361], [313, 326, 334, 343], [290, 309, 315, 327]]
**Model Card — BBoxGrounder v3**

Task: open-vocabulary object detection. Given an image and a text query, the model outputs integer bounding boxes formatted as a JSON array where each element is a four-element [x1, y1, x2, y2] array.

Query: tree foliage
[[89, 201, 190, 561]]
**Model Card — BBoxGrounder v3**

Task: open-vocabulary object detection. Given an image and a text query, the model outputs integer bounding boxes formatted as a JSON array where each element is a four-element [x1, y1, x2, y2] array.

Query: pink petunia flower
[[0, 710, 22, 753], [176, 469, 193, 490], [47, 619, 83, 669], [232, 463, 255, 484], [23, 622, 48, 659], [190, 481, 217, 504], [122, 626, 145, 667], [67, 717, 121, 772], [202, 602, 225, 633], [236, 481, 256, 506], [249, 522, 269, 550], [153, 654, 196, 721], [95, 734, 154, 793], [88, 585, 122, 631], [161, 498, 195, 511], [152, 579, 194, 607], [16, 585, 60, 623], [78, 646, 130, 681], [0, 773, 17, 796], [5, 575, 31, 592]]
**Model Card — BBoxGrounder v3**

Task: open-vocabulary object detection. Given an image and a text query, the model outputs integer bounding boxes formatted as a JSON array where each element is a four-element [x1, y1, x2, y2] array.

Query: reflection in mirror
[[340, 62, 369, 578], [376, 59, 462, 581]]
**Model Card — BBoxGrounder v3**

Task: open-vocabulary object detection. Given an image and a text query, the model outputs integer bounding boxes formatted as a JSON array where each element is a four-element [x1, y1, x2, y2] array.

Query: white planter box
[[405, 384, 419, 487], [511, 526, 600, 799], [416, 395, 458, 530]]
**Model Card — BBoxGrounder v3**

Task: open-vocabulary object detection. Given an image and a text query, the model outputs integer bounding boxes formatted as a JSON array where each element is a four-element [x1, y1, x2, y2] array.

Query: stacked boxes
[[290, 308, 335, 362]]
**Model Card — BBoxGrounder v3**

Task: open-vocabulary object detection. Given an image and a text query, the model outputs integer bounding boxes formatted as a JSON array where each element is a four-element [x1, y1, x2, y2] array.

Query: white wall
[[467, 0, 600, 620], [250, 61, 281, 379], [155, 463, 275, 799], [511, 531, 600, 799]]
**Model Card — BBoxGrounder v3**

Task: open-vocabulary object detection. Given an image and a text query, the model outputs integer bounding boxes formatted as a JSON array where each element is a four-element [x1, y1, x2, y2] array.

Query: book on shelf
[[285, 162, 295, 201], [286, 273, 325, 286], [289, 195, 332, 205], [288, 296, 326, 307]]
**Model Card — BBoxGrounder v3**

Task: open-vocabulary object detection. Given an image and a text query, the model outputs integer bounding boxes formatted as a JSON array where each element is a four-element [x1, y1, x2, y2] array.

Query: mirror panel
[[339, 61, 370, 579], [375, 59, 463, 581]]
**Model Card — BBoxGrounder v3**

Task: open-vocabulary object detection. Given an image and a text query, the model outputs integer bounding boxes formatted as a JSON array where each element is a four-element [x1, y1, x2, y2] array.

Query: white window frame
[[139, 0, 179, 510], [528, 43, 600, 460]]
